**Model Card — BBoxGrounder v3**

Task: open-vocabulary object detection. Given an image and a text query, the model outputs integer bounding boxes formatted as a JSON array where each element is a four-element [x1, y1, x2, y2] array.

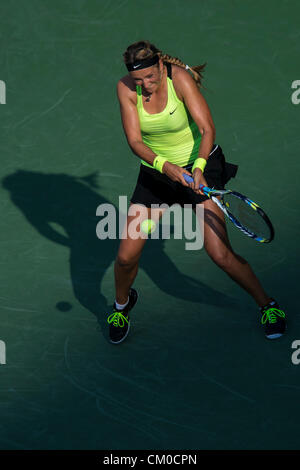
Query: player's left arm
[[174, 68, 216, 192]]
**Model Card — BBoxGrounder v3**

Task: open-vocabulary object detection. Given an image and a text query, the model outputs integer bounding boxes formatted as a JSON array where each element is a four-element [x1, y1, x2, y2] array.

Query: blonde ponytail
[[159, 53, 206, 88]]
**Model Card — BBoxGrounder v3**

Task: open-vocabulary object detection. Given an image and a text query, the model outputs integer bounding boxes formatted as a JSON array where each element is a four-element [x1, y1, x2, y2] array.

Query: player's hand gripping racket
[[183, 174, 274, 243]]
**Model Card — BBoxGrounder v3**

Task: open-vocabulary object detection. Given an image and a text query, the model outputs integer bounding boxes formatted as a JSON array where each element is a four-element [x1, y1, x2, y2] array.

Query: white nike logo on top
[[133, 64, 141, 69]]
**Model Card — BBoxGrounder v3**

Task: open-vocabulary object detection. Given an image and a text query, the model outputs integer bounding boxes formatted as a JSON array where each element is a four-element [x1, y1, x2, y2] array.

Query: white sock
[[115, 297, 129, 311]]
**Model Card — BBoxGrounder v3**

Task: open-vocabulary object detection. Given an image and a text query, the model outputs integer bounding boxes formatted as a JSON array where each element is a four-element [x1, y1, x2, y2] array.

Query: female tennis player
[[106, 40, 286, 344]]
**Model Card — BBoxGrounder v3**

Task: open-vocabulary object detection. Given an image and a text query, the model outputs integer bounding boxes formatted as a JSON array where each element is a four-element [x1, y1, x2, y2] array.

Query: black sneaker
[[107, 288, 138, 344], [260, 299, 287, 340]]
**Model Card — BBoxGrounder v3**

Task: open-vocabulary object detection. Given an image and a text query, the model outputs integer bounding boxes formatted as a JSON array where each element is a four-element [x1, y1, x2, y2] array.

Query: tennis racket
[[183, 174, 274, 243]]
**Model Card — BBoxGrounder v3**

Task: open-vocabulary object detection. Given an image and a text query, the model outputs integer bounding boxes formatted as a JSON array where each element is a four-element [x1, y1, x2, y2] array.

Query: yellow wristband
[[192, 157, 207, 173], [153, 156, 167, 173]]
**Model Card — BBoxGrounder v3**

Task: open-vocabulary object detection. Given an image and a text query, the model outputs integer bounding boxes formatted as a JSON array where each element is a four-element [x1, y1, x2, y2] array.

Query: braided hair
[[123, 40, 206, 88]]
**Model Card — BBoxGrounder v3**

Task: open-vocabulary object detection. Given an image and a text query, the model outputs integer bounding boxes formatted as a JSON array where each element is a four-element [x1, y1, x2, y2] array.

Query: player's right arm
[[117, 79, 156, 166], [116, 78, 191, 186]]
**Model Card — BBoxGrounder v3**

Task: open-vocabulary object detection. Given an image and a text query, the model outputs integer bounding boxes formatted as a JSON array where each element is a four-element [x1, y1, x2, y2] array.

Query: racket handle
[[183, 173, 194, 184], [183, 173, 206, 192]]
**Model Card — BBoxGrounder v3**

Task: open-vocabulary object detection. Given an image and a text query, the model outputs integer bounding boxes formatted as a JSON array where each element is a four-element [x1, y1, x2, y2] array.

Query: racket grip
[[183, 173, 206, 192], [183, 173, 194, 184]]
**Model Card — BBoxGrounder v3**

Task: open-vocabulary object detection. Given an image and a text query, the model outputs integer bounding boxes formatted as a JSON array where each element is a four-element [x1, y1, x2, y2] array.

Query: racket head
[[182, 173, 274, 243], [215, 191, 274, 243]]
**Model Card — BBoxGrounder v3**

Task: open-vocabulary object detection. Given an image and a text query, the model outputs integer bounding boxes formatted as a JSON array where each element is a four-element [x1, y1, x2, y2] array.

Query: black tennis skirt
[[130, 144, 238, 208]]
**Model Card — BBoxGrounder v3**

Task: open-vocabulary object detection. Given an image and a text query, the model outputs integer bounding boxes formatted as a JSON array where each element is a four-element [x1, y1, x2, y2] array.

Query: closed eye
[[133, 74, 154, 82]]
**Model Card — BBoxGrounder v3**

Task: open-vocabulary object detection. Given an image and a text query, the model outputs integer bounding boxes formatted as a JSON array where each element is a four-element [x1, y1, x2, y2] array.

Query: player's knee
[[116, 253, 137, 269]]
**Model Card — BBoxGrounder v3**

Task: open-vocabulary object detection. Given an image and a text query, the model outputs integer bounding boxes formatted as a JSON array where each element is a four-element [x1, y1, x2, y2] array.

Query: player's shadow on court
[[2, 170, 238, 341]]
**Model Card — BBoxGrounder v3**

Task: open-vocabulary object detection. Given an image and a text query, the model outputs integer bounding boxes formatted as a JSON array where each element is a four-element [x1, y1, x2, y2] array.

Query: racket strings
[[222, 193, 271, 239]]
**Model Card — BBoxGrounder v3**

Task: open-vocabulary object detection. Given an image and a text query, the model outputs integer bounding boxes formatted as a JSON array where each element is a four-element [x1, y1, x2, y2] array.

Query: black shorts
[[130, 144, 238, 208]]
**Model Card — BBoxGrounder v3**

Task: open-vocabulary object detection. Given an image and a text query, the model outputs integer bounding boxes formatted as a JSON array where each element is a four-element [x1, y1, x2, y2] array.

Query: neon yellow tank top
[[136, 73, 202, 168]]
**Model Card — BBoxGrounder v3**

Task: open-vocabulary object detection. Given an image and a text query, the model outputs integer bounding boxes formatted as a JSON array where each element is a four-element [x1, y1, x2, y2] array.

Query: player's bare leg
[[115, 204, 166, 304], [195, 200, 271, 307]]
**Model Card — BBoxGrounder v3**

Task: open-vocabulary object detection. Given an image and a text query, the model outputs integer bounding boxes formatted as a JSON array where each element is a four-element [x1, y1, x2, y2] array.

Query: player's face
[[130, 61, 163, 94]]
